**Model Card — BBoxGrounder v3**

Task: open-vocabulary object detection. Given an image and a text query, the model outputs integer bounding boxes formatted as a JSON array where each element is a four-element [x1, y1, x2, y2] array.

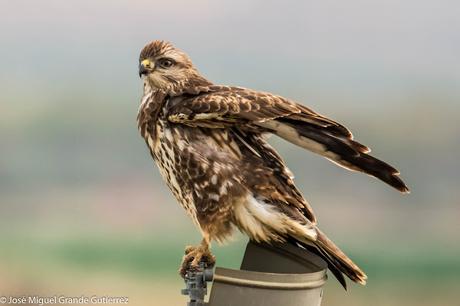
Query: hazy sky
[[1, 0, 459, 106]]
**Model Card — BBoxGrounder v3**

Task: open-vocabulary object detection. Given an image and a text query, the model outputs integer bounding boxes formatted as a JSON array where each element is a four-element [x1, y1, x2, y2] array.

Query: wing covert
[[167, 86, 301, 126], [167, 85, 354, 142]]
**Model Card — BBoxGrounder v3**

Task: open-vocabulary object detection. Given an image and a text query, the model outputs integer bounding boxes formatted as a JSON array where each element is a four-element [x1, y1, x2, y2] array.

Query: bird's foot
[[179, 243, 216, 278]]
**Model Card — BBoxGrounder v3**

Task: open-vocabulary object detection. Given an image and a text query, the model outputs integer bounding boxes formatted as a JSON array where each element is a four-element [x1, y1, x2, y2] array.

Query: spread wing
[[167, 85, 409, 193], [168, 85, 352, 137]]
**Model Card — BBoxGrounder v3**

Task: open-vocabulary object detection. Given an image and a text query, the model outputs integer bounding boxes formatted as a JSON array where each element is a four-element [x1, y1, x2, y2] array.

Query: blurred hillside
[[1, 1, 459, 305]]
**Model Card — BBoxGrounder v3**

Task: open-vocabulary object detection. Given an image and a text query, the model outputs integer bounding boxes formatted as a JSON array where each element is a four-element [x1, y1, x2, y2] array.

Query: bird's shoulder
[[166, 85, 301, 123]]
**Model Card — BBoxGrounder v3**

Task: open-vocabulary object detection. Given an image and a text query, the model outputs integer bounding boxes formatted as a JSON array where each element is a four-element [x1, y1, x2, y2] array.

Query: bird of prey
[[137, 40, 409, 288]]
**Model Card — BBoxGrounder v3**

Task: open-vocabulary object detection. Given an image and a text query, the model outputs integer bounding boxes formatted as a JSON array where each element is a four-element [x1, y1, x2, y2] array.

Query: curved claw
[[179, 244, 216, 278]]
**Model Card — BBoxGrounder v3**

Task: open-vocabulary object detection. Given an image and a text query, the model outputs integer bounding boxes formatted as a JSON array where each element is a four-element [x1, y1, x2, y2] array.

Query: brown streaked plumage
[[137, 40, 409, 288]]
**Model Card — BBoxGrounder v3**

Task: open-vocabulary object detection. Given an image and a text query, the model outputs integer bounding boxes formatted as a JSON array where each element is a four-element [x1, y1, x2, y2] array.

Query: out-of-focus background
[[1, 1, 459, 305]]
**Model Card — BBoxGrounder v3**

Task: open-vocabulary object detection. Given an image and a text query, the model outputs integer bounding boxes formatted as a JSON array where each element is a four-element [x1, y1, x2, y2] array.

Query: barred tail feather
[[314, 229, 367, 286], [290, 228, 367, 289], [292, 239, 349, 289]]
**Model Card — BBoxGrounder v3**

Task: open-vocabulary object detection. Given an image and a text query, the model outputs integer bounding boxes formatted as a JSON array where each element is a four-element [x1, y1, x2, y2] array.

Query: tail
[[292, 228, 367, 289], [259, 117, 409, 193]]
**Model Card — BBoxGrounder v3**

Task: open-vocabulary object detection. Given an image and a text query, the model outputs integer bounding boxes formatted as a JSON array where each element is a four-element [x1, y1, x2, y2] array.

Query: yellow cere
[[141, 59, 152, 68]]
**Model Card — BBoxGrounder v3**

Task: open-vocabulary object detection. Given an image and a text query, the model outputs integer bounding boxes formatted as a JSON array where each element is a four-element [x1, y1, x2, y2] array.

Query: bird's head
[[139, 40, 210, 95]]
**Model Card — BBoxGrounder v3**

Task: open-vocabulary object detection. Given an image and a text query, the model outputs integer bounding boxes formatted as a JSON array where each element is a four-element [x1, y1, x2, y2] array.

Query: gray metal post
[[181, 262, 214, 306]]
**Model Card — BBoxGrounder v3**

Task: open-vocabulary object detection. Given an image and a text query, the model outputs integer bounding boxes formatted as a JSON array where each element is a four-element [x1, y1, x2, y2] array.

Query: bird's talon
[[179, 245, 215, 278], [184, 245, 195, 255]]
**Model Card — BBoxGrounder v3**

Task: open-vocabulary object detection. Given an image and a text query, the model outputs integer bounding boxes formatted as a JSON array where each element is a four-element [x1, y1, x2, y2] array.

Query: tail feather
[[291, 228, 367, 289], [315, 229, 367, 285], [260, 118, 409, 193], [292, 239, 348, 289]]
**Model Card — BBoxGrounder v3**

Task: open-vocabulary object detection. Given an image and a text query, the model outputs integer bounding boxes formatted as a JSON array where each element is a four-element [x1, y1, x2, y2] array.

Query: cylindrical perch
[[207, 241, 328, 306]]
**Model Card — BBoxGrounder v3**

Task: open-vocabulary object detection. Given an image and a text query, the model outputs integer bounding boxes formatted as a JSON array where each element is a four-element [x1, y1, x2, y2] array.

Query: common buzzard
[[137, 40, 409, 288]]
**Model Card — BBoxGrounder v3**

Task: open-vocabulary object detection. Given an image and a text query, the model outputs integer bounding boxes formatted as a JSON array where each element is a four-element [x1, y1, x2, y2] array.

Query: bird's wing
[[167, 85, 409, 193], [234, 130, 318, 223], [168, 85, 351, 135]]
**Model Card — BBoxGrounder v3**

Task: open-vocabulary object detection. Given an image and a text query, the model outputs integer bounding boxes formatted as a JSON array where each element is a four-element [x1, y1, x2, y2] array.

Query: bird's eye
[[158, 58, 174, 68]]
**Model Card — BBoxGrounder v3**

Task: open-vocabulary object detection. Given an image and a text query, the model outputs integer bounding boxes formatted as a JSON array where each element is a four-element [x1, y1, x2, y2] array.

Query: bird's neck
[[137, 84, 169, 139]]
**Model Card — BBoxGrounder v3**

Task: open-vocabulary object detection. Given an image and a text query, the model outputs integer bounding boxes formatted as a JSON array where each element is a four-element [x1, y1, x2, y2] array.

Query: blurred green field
[[0, 233, 459, 306]]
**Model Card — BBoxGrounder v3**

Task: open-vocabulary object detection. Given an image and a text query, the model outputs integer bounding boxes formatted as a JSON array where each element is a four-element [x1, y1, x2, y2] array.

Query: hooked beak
[[139, 59, 154, 77]]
